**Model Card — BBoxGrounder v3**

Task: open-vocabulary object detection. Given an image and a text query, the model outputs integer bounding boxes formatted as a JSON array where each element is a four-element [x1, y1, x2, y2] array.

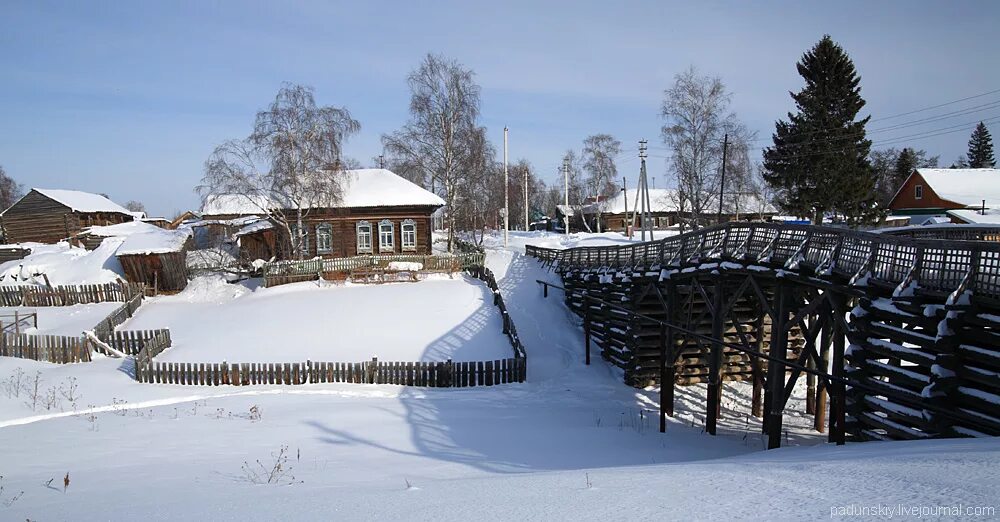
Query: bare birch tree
[[0, 166, 24, 211], [382, 54, 483, 252], [582, 134, 621, 232], [198, 83, 360, 259], [661, 67, 745, 228]]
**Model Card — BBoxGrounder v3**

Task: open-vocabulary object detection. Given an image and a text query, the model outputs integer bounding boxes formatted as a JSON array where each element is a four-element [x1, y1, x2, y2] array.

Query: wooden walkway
[[526, 222, 1000, 448]]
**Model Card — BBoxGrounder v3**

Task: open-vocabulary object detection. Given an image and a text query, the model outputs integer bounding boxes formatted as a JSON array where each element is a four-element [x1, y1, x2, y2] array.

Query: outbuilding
[[0, 188, 134, 244]]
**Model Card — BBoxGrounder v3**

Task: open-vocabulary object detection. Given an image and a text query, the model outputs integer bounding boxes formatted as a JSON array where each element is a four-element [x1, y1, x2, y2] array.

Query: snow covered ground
[[0, 240, 126, 286], [0, 303, 120, 336], [123, 275, 512, 363], [0, 232, 996, 520]]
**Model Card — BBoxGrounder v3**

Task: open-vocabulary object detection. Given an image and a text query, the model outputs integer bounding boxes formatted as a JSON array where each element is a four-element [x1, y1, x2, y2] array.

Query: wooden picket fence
[[0, 282, 145, 307], [131, 263, 529, 387], [263, 253, 486, 287], [134, 356, 526, 387], [92, 292, 144, 342], [102, 328, 171, 356], [0, 333, 92, 363]]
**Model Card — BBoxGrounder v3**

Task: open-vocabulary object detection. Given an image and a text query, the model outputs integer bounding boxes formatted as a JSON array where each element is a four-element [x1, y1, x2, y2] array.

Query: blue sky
[[2, 0, 998, 217]]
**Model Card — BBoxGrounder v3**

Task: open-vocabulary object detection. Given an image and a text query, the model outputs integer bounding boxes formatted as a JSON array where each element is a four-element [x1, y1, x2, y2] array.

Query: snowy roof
[[200, 169, 446, 215], [234, 219, 274, 237], [117, 227, 192, 256], [947, 208, 1000, 224], [914, 168, 1000, 207], [85, 220, 164, 238], [31, 188, 132, 215], [600, 189, 678, 214]]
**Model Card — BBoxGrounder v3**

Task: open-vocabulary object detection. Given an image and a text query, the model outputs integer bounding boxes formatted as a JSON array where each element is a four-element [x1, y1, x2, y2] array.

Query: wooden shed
[[0, 188, 134, 244], [115, 227, 194, 292]]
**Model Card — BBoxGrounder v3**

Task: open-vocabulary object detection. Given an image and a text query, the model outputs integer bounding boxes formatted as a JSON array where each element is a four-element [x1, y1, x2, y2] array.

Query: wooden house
[[888, 168, 1000, 225], [0, 189, 135, 244], [201, 169, 446, 259]]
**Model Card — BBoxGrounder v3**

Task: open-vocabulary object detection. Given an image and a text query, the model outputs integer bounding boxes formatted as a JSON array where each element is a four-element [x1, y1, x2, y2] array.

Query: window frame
[[401, 219, 417, 252], [914, 184, 923, 200], [356, 220, 373, 254], [315, 223, 333, 255], [378, 219, 394, 252]]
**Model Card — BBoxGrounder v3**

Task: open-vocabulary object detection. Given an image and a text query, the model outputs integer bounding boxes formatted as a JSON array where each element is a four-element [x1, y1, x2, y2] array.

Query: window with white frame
[[915, 185, 923, 200], [401, 219, 417, 251], [356, 221, 372, 253], [378, 219, 394, 252], [290, 224, 310, 256], [316, 223, 333, 254]]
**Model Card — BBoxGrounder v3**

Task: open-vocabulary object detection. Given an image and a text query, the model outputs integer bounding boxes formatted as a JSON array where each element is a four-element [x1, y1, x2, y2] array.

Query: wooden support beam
[[706, 275, 724, 436], [766, 282, 790, 449]]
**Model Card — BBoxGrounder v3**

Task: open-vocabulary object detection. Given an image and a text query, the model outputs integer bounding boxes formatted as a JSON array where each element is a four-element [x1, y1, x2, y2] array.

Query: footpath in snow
[[0, 233, 996, 520]]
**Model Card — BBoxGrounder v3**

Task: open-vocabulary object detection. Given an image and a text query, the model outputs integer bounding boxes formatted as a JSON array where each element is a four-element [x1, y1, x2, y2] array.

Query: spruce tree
[[966, 122, 996, 168], [894, 148, 918, 183], [763, 35, 876, 226]]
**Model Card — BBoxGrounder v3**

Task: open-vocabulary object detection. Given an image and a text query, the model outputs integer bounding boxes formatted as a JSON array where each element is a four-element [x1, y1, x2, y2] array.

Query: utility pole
[[377, 154, 385, 169], [717, 133, 728, 225], [638, 139, 650, 241], [503, 126, 509, 247], [563, 159, 570, 235], [622, 176, 630, 239], [524, 167, 529, 232]]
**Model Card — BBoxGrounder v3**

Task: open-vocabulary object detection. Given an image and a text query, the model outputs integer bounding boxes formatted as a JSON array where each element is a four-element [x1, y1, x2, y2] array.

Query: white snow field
[[0, 232, 996, 520], [122, 274, 512, 363], [0, 303, 120, 336]]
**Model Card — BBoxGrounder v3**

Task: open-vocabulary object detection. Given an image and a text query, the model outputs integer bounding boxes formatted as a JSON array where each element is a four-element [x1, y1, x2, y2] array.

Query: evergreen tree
[[762, 35, 876, 226], [966, 122, 996, 168], [894, 148, 918, 181]]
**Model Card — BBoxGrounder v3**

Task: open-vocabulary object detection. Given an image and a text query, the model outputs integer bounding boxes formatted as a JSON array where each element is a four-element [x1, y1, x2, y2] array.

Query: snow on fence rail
[[525, 222, 1000, 301], [0, 282, 145, 307], [262, 253, 486, 287], [132, 264, 528, 387]]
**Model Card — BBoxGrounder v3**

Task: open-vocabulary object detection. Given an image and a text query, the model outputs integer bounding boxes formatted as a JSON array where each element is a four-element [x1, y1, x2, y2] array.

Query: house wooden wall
[[889, 172, 965, 210], [215, 206, 439, 260], [1, 190, 133, 244]]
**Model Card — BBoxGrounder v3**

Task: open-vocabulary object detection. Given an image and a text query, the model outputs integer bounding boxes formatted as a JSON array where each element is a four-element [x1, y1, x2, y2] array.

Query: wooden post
[[766, 282, 790, 449], [706, 276, 724, 436], [543, 283, 548, 298], [583, 294, 591, 365], [829, 293, 847, 446], [814, 315, 832, 433]]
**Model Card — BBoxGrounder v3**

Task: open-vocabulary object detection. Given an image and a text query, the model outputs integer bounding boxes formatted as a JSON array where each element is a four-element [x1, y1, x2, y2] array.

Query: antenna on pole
[[563, 158, 570, 235], [717, 133, 728, 225], [503, 126, 509, 247], [524, 167, 529, 232], [638, 139, 650, 241]]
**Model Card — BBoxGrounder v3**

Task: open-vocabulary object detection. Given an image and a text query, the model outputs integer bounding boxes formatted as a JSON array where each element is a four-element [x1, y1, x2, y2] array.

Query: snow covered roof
[[234, 219, 274, 237], [914, 168, 1000, 207], [117, 227, 192, 256], [200, 169, 446, 215], [947, 208, 1000, 224], [86, 220, 164, 238], [599, 189, 678, 214], [31, 188, 132, 215]]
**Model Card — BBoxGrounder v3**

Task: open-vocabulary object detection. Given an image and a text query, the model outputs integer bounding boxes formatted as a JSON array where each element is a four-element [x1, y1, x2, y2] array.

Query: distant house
[[200, 169, 445, 259], [591, 188, 777, 233], [0, 189, 134, 244], [888, 168, 1000, 225]]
